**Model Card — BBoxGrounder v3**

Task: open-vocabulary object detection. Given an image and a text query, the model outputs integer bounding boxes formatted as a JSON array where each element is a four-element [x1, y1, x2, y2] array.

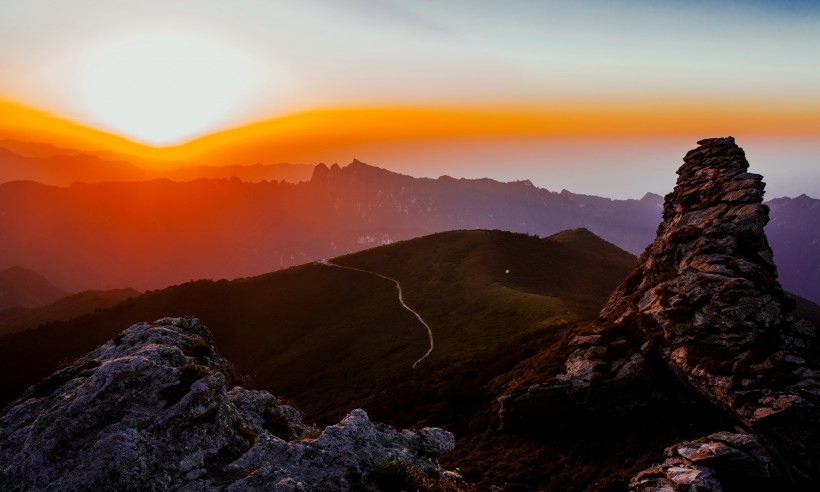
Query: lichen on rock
[[500, 137, 819, 489], [0, 317, 459, 491]]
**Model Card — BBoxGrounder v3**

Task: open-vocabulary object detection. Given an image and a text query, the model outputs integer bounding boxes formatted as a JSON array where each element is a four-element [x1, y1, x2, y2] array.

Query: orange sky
[[3, 98, 818, 165]]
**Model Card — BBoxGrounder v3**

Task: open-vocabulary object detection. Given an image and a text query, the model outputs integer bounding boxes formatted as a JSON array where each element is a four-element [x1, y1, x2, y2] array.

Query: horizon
[[1, 1, 818, 198], [1, 3, 820, 489], [1, 98, 818, 199]]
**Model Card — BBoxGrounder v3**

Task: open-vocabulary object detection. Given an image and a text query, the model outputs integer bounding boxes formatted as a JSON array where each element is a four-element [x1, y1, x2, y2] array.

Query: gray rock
[[500, 137, 819, 486], [630, 431, 777, 491], [0, 318, 459, 491]]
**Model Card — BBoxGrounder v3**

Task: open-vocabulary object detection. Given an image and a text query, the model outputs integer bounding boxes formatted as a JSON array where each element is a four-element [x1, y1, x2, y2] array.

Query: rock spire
[[501, 137, 819, 489]]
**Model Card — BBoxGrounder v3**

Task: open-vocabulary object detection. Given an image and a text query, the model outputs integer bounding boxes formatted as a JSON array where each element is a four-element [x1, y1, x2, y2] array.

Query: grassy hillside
[[0, 229, 633, 419], [0, 288, 140, 336], [0, 228, 643, 489]]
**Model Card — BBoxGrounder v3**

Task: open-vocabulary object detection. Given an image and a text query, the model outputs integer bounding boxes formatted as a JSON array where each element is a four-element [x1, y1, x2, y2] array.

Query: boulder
[[0, 317, 459, 491]]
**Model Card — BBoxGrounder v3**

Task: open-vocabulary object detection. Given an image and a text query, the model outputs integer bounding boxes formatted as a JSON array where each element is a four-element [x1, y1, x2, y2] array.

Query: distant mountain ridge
[[0, 140, 314, 185], [0, 266, 68, 310], [1, 157, 816, 303], [0, 287, 140, 336], [766, 193, 820, 305], [0, 159, 663, 292]]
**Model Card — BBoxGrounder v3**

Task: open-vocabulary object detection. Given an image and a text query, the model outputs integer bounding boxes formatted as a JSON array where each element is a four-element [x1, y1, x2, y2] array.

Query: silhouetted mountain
[[0, 139, 88, 158], [0, 288, 140, 336], [767, 193, 820, 305], [547, 227, 638, 265], [0, 266, 68, 310], [0, 141, 313, 186], [0, 147, 147, 184], [0, 161, 662, 291], [162, 163, 312, 183], [3, 157, 814, 301]]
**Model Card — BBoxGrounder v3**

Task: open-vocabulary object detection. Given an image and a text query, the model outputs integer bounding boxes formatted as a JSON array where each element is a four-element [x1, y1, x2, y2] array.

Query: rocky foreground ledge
[[0, 317, 458, 491]]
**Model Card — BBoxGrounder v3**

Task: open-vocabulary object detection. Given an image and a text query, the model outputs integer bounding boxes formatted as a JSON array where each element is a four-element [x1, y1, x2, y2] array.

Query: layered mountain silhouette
[[0, 266, 68, 310], [0, 157, 663, 292], [0, 140, 314, 186], [2, 150, 816, 307], [0, 287, 139, 336], [766, 194, 820, 305]]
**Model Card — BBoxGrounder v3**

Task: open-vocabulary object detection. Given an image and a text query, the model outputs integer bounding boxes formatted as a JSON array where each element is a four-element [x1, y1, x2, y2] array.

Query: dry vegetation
[[2, 229, 816, 489]]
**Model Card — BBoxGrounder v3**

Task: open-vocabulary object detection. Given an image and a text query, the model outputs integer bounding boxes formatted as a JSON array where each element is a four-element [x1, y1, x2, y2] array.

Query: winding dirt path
[[317, 259, 434, 368]]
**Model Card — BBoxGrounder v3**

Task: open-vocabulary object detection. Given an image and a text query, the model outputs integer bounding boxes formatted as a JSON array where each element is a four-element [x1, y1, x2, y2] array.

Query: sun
[[72, 29, 268, 146]]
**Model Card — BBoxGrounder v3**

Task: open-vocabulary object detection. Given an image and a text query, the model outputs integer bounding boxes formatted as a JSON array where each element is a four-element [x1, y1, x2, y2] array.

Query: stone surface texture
[[0, 317, 457, 491], [500, 137, 819, 489]]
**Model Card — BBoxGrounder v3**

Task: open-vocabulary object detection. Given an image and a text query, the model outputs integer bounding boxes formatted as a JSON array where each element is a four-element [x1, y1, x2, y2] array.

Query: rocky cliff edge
[[0, 317, 459, 491], [500, 137, 819, 490]]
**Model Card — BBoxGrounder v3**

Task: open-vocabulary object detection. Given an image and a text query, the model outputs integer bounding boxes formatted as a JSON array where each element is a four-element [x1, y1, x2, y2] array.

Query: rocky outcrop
[[630, 432, 778, 492], [500, 137, 819, 489], [0, 317, 458, 491]]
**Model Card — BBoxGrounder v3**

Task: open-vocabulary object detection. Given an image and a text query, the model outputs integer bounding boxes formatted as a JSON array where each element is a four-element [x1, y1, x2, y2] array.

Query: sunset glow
[[0, 1, 818, 196], [71, 29, 270, 145]]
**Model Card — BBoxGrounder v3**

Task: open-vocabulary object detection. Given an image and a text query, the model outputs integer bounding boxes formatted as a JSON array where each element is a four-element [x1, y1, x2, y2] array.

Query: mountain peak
[[310, 162, 330, 182], [605, 135, 777, 324], [0, 266, 69, 309]]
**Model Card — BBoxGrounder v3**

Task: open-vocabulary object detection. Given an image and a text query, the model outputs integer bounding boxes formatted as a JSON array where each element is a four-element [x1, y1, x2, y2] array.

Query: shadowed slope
[[0, 229, 635, 428], [0, 288, 140, 336]]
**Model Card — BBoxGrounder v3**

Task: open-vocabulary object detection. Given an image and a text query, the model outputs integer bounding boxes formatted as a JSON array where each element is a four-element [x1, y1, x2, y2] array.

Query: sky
[[0, 0, 818, 198]]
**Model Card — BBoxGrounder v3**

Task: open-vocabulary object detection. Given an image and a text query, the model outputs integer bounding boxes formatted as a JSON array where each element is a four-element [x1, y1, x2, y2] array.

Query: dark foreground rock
[[500, 137, 819, 490], [629, 431, 778, 492], [0, 317, 459, 491]]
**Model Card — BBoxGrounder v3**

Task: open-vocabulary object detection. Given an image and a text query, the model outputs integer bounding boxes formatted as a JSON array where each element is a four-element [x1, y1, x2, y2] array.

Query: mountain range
[[0, 140, 314, 185], [1, 137, 818, 490], [2, 150, 818, 306], [0, 287, 139, 336], [0, 266, 68, 310]]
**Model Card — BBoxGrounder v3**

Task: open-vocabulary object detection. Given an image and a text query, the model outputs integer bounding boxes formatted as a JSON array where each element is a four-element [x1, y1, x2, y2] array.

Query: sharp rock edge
[[0, 317, 459, 491], [499, 137, 819, 490]]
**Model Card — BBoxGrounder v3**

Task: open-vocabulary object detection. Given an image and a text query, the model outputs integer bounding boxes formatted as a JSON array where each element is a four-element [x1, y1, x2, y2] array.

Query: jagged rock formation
[[500, 137, 819, 489], [629, 432, 778, 491], [0, 318, 458, 491]]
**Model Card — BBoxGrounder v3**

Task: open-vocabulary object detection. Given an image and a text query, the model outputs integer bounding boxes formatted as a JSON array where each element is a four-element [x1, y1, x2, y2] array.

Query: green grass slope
[[0, 229, 633, 418], [0, 228, 639, 490], [1, 228, 817, 490]]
